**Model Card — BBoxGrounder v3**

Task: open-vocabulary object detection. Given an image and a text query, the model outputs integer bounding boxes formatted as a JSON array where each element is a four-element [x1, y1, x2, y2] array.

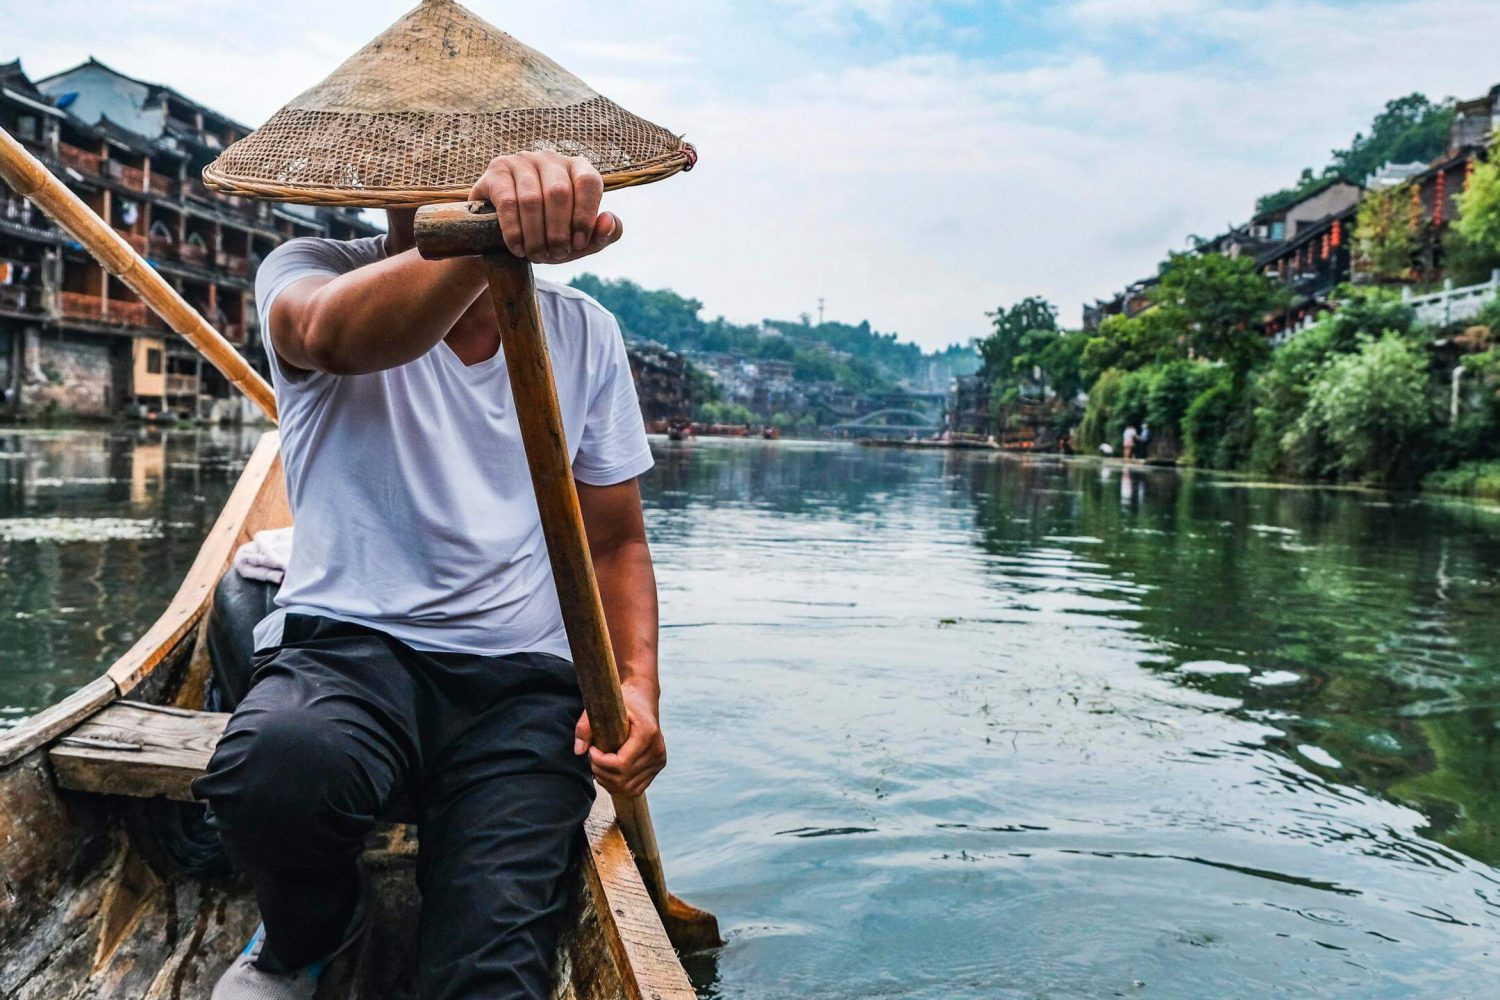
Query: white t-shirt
[[250, 235, 653, 658]]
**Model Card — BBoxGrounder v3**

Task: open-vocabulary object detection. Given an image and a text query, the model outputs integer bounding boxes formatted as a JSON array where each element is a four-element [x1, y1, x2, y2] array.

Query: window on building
[[146, 348, 163, 374], [1270, 222, 1286, 241], [16, 115, 38, 141]]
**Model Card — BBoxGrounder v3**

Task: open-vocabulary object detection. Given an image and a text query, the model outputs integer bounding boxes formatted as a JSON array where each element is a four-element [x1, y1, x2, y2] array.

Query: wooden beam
[[49, 701, 228, 801]]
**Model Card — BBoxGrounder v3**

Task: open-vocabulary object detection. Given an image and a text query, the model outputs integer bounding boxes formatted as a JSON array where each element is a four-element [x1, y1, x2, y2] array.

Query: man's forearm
[[298, 248, 488, 374], [592, 538, 661, 702]]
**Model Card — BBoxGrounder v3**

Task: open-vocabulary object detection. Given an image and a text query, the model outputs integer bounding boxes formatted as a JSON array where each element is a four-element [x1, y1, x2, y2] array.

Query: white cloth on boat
[[249, 234, 653, 658], [234, 527, 295, 585]]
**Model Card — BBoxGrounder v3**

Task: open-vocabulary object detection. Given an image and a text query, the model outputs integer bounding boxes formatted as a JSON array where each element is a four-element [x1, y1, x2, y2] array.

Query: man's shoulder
[[535, 279, 617, 330], [259, 235, 387, 286]]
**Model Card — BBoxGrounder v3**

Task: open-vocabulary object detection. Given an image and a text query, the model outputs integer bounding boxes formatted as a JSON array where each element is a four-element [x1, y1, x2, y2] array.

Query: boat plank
[[50, 701, 228, 801], [0, 675, 117, 769]]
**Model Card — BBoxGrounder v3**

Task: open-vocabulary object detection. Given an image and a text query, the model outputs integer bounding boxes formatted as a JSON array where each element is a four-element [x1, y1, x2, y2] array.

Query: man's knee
[[195, 705, 390, 860]]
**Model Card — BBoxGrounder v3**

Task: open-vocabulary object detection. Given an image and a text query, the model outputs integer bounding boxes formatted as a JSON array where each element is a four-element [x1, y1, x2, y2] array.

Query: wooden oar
[[414, 200, 722, 952], [0, 127, 277, 421]]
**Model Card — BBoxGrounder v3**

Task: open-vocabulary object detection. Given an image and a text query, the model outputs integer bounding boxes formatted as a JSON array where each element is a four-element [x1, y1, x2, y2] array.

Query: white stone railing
[[1404, 270, 1500, 326]]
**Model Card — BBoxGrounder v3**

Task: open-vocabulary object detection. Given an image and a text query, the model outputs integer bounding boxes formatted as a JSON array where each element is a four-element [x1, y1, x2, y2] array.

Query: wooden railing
[[117, 163, 147, 190], [109, 299, 148, 327], [57, 143, 103, 176], [178, 243, 208, 266], [222, 323, 247, 345], [59, 291, 107, 321], [58, 292, 149, 327], [149, 237, 176, 260], [146, 172, 174, 197]]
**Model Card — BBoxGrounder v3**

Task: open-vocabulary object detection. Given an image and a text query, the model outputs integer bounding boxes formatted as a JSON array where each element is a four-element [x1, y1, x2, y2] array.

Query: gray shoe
[[212, 875, 372, 1000], [210, 924, 320, 1000]]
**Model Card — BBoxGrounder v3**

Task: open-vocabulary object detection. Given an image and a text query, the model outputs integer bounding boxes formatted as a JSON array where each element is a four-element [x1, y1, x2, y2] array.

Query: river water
[[2, 429, 1498, 998]]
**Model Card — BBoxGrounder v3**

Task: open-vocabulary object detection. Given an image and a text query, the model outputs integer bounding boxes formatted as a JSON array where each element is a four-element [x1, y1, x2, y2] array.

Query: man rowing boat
[[187, 2, 698, 997]]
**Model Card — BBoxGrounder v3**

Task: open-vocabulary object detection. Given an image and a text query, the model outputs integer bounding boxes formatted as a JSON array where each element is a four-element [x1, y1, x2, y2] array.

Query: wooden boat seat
[[51, 701, 227, 802], [49, 701, 422, 824]]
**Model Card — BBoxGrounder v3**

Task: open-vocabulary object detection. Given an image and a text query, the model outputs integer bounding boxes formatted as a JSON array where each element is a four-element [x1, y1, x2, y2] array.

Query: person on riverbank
[[1123, 425, 1139, 461], [188, 4, 687, 999]]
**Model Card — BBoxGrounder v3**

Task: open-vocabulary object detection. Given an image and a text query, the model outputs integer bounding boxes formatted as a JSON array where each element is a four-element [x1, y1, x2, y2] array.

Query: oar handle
[[0, 127, 277, 421], [413, 200, 513, 258]]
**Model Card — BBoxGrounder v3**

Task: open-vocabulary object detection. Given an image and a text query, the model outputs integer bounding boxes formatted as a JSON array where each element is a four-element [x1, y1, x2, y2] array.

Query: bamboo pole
[[0, 127, 277, 421], [415, 201, 722, 952]]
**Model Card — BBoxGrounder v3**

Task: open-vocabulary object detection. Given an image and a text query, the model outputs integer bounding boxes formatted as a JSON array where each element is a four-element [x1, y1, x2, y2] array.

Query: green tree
[[1148, 252, 1282, 377], [1255, 94, 1451, 217], [1290, 333, 1434, 482], [1081, 310, 1183, 385], [976, 297, 1059, 385], [1451, 137, 1500, 283], [1355, 186, 1421, 282], [1331, 94, 1454, 183]]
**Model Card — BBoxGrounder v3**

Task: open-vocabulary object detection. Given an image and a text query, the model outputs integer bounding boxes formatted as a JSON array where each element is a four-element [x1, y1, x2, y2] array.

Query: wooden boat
[[0, 432, 695, 1000]]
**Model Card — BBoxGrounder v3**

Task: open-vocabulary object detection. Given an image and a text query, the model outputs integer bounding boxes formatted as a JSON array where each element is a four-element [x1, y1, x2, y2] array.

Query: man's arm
[[574, 478, 666, 798], [268, 152, 624, 376]]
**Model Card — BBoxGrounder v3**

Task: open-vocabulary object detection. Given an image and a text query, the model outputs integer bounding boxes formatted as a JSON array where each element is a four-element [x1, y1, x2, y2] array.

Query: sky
[[7, 0, 1500, 351]]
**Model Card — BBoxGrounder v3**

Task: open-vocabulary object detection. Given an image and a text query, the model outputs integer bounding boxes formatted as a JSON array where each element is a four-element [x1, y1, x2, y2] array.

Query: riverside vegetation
[[976, 96, 1500, 499]]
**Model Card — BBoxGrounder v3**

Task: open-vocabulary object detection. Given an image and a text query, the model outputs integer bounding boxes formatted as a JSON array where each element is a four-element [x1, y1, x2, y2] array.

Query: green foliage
[[694, 400, 758, 425], [1078, 369, 1123, 450], [1256, 94, 1451, 218], [1453, 139, 1500, 283], [977, 296, 1059, 384], [1148, 253, 1283, 375], [687, 361, 720, 405], [1288, 333, 1434, 482], [569, 274, 975, 394], [1423, 459, 1500, 500], [1183, 379, 1236, 468], [1081, 310, 1183, 384], [1249, 291, 1417, 476], [1331, 94, 1454, 183], [1355, 186, 1421, 282]]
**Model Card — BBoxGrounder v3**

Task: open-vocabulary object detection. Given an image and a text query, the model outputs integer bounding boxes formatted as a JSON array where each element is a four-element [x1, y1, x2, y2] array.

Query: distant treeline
[[569, 273, 977, 392]]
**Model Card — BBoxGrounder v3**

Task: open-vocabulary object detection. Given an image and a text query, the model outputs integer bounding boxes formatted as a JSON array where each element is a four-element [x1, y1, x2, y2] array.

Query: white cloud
[[6, 0, 1500, 348]]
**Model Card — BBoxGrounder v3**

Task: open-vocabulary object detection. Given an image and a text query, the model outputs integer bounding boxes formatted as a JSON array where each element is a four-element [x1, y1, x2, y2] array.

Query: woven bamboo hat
[[203, 0, 694, 207]]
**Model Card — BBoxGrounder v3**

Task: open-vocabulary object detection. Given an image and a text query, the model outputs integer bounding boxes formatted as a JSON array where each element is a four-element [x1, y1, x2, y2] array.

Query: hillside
[[569, 274, 977, 392]]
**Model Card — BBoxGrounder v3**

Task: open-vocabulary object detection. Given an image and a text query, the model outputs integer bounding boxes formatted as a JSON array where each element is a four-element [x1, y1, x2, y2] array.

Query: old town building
[[0, 59, 380, 419]]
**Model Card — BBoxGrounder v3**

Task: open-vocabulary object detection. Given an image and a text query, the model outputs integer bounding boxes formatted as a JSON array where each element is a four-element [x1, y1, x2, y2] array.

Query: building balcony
[[215, 252, 251, 277], [146, 172, 175, 197], [118, 163, 147, 190], [178, 243, 209, 267], [149, 236, 177, 260], [115, 229, 149, 255], [58, 142, 104, 177], [222, 322, 248, 345], [58, 292, 149, 328]]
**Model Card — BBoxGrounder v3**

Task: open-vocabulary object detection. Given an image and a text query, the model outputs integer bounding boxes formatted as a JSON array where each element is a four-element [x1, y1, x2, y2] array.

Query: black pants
[[192, 614, 595, 1000]]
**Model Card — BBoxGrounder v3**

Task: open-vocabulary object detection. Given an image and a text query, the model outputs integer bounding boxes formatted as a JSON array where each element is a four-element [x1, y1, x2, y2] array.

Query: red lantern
[[1434, 170, 1446, 227], [1321, 234, 1330, 260], [1331, 219, 1342, 247]]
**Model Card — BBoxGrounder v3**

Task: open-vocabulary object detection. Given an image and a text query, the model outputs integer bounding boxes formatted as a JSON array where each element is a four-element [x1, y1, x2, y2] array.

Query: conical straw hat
[[204, 0, 695, 206]]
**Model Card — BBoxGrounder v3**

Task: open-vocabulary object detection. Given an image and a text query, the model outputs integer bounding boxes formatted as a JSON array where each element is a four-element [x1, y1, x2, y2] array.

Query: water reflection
[[639, 440, 1500, 998], [4, 432, 1499, 997], [0, 425, 260, 726]]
